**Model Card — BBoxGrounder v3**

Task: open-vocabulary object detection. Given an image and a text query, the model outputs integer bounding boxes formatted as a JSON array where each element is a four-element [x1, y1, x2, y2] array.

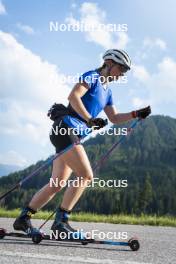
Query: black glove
[[132, 106, 151, 119], [87, 118, 108, 130]]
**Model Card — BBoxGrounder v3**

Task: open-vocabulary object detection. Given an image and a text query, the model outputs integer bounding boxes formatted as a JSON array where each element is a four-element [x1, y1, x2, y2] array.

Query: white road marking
[[0, 250, 152, 264]]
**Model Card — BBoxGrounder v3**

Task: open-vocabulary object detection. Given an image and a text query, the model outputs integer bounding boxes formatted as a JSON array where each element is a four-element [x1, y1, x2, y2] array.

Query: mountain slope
[[0, 164, 21, 177], [0, 115, 176, 215]]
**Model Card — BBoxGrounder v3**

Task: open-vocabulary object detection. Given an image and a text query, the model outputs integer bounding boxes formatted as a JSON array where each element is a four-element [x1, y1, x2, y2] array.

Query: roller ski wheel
[[0, 228, 6, 239], [32, 233, 42, 244], [128, 237, 140, 251], [81, 241, 88, 245], [81, 232, 94, 245], [31, 229, 44, 244]]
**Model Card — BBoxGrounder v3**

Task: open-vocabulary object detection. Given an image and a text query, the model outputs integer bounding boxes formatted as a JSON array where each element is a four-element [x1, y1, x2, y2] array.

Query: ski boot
[[13, 207, 36, 234], [51, 207, 89, 241]]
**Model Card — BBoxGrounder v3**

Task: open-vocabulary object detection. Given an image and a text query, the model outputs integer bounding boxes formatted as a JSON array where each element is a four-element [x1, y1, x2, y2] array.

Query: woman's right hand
[[87, 118, 108, 130], [132, 106, 151, 119]]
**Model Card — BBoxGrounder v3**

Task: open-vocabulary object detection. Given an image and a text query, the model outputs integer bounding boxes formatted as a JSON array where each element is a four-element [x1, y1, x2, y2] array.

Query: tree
[[138, 174, 153, 213]]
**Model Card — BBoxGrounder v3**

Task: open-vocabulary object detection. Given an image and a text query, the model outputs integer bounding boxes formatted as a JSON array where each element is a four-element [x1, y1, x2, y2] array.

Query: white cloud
[[0, 1, 6, 15], [71, 2, 77, 9], [0, 31, 70, 104], [0, 31, 71, 147], [134, 37, 167, 64], [17, 23, 35, 35], [155, 39, 166, 50], [115, 32, 129, 50], [0, 150, 27, 167], [143, 37, 167, 50], [132, 97, 148, 108], [132, 64, 150, 82], [147, 57, 176, 105], [132, 57, 176, 114], [66, 2, 129, 49]]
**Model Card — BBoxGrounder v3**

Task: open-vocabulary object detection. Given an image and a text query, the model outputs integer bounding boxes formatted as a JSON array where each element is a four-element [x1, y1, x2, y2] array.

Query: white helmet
[[103, 49, 131, 70]]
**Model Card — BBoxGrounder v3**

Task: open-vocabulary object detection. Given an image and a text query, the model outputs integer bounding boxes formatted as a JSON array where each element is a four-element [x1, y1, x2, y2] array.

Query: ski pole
[[0, 120, 107, 201], [39, 210, 57, 230], [0, 143, 78, 201], [92, 118, 140, 171], [39, 118, 141, 229]]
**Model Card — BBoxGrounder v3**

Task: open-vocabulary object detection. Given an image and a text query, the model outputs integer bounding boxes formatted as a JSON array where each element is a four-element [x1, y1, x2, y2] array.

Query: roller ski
[[0, 227, 140, 251], [11, 206, 92, 243], [12, 207, 44, 243]]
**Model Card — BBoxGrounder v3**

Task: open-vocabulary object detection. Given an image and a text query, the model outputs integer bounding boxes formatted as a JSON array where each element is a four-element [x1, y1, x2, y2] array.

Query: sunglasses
[[118, 64, 129, 73]]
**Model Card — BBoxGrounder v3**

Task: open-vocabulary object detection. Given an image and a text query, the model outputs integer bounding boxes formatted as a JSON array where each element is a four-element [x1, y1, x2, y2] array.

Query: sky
[[0, 0, 176, 168]]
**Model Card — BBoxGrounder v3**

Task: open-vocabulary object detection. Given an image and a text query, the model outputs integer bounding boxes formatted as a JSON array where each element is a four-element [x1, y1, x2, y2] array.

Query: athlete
[[13, 49, 151, 238]]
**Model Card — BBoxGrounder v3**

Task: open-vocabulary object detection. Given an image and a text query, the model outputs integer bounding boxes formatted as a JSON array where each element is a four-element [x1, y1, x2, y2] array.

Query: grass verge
[[0, 208, 175, 227]]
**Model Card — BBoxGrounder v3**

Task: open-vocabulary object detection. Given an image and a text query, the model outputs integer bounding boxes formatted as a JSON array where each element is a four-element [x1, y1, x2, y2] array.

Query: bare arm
[[104, 105, 134, 124], [68, 82, 92, 122]]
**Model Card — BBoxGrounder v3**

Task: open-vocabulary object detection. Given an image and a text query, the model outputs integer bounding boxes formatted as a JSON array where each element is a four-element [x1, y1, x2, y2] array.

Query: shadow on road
[[0, 238, 131, 252]]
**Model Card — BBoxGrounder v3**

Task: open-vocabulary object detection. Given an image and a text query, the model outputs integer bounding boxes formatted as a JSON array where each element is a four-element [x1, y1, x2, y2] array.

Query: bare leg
[[13, 143, 93, 234], [13, 156, 73, 232], [29, 158, 72, 211], [29, 143, 93, 212], [58, 144, 93, 211]]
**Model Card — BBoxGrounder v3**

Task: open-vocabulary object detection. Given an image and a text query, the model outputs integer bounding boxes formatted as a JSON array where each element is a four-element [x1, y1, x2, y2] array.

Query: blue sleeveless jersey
[[63, 70, 114, 138]]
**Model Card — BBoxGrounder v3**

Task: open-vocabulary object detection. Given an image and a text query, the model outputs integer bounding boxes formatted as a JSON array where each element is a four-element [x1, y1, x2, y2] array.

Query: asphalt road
[[0, 218, 175, 264]]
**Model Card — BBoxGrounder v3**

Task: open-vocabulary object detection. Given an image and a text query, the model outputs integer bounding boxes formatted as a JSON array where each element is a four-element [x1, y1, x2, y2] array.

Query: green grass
[[0, 208, 175, 227]]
